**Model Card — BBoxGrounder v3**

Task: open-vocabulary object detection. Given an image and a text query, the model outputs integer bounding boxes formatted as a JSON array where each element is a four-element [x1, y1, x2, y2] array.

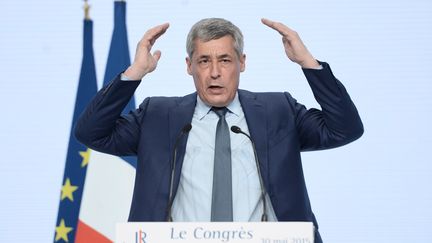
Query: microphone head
[[182, 124, 192, 133], [230, 125, 242, 134]]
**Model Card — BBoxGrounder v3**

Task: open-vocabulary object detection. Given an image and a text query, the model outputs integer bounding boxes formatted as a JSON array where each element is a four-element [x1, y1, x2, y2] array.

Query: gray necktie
[[211, 107, 233, 221]]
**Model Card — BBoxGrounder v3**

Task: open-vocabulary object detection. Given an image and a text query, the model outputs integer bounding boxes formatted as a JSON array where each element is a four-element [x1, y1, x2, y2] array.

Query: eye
[[198, 59, 209, 64], [221, 59, 231, 63]]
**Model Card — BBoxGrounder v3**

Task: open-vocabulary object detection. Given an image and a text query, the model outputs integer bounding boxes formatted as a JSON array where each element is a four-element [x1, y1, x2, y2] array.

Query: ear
[[240, 54, 246, 72], [186, 57, 192, 75]]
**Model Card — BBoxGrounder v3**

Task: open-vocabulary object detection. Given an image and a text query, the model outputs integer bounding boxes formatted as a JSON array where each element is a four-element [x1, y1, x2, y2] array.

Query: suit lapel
[[238, 90, 270, 190]]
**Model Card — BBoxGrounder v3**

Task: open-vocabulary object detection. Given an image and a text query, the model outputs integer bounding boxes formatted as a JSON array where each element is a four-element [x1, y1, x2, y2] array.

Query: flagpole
[[84, 0, 90, 20]]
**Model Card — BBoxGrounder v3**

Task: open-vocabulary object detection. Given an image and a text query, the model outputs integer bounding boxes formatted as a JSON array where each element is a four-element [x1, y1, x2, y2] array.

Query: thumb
[[153, 50, 162, 62], [282, 37, 290, 45]]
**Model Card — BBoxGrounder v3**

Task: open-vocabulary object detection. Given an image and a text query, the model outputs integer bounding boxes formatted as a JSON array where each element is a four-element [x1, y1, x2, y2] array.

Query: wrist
[[124, 65, 147, 80], [299, 57, 320, 69]]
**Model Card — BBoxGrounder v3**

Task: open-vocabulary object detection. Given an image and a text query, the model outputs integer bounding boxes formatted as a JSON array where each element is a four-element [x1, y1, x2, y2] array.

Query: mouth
[[207, 85, 224, 93]]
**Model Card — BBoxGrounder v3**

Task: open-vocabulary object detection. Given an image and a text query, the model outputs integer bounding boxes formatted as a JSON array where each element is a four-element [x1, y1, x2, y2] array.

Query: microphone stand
[[231, 126, 268, 221]]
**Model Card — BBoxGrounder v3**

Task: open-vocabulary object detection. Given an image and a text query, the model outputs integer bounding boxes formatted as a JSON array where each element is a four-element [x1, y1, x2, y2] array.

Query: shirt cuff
[[302, 64, 323, 70], [309, 64, 323, 70], [120, 73, 137, 81]]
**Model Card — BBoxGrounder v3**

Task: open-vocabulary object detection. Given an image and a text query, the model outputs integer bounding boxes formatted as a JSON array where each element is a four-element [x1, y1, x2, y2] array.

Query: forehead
[[192, 35, 236, 58]]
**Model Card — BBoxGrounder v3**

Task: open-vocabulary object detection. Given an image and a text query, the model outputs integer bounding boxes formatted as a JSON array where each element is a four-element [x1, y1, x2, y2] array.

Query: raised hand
[[261, 18, 319, 69], [124, 23, 170, 80]]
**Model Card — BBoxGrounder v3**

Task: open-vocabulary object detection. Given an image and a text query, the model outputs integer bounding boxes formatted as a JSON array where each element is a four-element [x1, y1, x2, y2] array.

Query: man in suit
[[75, 18, 363, 242]]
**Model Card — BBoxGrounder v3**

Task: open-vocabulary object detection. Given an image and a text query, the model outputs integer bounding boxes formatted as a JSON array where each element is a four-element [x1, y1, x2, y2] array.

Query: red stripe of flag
[[75, 220, 112, 243]]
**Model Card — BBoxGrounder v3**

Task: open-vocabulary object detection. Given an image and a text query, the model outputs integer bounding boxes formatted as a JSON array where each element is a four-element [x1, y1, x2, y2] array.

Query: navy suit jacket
[[75, 62, 363, 243]]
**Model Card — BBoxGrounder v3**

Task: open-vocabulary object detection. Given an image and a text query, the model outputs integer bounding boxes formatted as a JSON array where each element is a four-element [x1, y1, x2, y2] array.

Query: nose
[[210, 61, 221, 79]]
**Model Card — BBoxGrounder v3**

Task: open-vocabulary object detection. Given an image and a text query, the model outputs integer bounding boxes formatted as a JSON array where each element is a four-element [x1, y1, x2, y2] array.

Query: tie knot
[[212, 107, 228, 118]]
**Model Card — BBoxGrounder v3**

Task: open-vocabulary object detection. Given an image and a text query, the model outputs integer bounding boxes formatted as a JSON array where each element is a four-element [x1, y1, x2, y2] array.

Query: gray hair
[[186, 18, 244, 58]]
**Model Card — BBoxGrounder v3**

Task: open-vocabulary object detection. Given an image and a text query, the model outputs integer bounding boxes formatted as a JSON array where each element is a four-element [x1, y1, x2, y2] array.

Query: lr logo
[[135, 229, 147, 243]]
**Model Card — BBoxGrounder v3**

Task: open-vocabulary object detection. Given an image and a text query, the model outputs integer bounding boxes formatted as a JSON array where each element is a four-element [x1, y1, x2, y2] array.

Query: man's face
[[186, 35, 245, 107]]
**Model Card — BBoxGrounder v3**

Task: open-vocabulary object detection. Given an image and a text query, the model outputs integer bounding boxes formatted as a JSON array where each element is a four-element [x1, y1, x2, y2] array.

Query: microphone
[[230, 125, 268, 221], [166, 124, 192, 221]]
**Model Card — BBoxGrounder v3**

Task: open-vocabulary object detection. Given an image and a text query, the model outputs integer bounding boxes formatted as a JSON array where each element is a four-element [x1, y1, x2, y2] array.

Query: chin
[[202, 94, 233, 107], [206, 100, 227, 107]]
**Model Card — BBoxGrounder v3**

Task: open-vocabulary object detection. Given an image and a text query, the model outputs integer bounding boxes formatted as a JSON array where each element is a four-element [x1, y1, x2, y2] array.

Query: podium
[[116, 222, 314, 243]]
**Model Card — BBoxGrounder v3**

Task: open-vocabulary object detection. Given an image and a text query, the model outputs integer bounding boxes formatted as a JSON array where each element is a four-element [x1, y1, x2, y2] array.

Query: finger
[[145, 23, 170, 37], [261, 18, 284, 33], [261, 18, 276, 29], [261, 18, 295, 39], [149, 23, 170, 40], [146, 23, 169, 42], [152, 50, 162, 62], [142, 23, 170, 47]]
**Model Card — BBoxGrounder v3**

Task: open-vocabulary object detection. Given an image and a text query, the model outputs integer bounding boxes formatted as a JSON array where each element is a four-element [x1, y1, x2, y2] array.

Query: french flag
[[76, 1, 137, 242], [55, 2, 136, 242]]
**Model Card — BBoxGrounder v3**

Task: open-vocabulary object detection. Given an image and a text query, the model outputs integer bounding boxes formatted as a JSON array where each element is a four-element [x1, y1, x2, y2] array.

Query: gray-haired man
[[76, 18, 363, 243]]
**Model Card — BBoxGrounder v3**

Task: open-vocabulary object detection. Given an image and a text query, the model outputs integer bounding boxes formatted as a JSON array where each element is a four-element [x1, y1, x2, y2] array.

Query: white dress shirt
[[171, 93, 277, 221]]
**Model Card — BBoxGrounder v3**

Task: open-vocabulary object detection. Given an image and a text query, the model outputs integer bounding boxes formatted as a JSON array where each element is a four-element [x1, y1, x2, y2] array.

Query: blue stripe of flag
[[54, 19, 98, 243]]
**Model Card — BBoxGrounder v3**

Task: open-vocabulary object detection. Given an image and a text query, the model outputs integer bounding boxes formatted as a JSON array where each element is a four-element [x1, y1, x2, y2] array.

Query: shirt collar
[[195, 92, 241, 120]]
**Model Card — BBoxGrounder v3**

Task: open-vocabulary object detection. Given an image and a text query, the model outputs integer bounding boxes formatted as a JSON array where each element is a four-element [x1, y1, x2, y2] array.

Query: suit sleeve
[[289, 61, 364, 151], [74, 73, 147, 156]]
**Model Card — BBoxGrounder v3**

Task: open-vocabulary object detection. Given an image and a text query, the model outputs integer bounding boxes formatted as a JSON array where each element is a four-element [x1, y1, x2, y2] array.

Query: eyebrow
[[196, 53, 232, 60], [218, 54, 232, 59]]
